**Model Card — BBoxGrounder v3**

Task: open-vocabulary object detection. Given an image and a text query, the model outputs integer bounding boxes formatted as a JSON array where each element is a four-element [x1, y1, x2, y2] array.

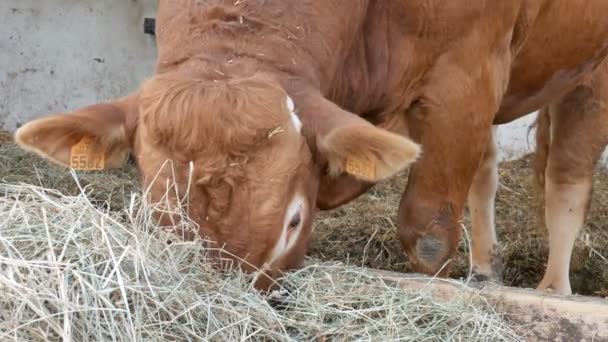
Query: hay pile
[[0, 131, 606, 296], [0, 130, 605, 339], [0, 182, 523, 341]]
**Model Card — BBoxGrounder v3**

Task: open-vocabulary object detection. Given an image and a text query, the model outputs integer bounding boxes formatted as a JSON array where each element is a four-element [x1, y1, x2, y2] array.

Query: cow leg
[[539, 174, 591, 295], [397, 68, 508, 275], [467, 126, 501, 282], [398, 112, 495, 275], [536, 79, 608, 295]]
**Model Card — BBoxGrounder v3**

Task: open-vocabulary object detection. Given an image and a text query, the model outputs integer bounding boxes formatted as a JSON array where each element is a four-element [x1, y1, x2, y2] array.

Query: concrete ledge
[[366, 269, 608, 342]]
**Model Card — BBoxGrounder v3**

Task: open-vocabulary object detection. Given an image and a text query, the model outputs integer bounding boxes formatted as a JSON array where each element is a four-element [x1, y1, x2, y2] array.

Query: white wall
[[496, 112, 608, 165], [1, 0, 605, 165], [0, 0, 158, 130], [495, 113, 537, 162]]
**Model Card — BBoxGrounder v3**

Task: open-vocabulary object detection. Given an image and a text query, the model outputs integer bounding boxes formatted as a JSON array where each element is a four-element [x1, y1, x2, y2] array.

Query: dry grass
[[0, 180, 523, 341], [0, 130, 605, 340], [0, 132, 606, 298], [490, 156, 608, 296], [312, 156, 608, 298], [0, 132, 139, 211]]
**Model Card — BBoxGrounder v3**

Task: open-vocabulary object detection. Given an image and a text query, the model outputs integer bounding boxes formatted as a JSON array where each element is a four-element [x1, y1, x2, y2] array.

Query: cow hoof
[[537, 277, 572, 296], [470, 269, 502, 284], [471, 263, 503, 284]]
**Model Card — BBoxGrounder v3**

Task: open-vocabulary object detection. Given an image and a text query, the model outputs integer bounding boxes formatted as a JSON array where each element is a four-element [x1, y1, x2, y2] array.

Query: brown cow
[[14, 1, 421, 290], [13, 1, 608, 293], [468, 59, 608, 295]]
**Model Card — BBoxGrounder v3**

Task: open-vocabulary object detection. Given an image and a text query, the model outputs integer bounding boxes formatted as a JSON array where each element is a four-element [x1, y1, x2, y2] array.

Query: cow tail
[[530, 107, 551, 228], [532, 108, 551, 190]]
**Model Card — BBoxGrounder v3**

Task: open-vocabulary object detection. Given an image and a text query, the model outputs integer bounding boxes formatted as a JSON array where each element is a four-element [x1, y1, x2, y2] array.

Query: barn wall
[[0, 0, 158, 130], [0, 0, 606, 165]]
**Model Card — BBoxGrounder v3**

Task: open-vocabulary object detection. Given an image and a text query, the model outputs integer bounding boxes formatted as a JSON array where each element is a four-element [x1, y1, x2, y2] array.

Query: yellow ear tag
[[70, 136, 105, 170], [345, 156, 376, 180]]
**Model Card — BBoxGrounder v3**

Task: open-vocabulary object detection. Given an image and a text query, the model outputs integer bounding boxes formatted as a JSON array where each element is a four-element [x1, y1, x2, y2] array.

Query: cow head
[[14, 72, 420, 290]]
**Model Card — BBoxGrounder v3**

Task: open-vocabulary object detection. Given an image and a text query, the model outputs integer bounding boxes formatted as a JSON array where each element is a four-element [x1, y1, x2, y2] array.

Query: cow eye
[[288, 212, 301, 230]]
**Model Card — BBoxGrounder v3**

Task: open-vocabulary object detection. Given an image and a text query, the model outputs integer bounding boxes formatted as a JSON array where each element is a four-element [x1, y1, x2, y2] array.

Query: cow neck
[[162, 52, 291, 86]]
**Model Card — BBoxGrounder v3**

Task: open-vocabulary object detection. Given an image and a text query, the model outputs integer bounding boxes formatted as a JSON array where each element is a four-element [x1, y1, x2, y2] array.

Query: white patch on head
[[286, 95, 295, 112], [264, 194, 305, 267], [286, 96, 302, 133]]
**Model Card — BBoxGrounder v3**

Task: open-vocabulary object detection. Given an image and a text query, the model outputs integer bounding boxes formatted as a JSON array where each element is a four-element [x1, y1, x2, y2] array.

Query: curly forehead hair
[[139, 72, 289, 156], [139, 73, 292, 220]]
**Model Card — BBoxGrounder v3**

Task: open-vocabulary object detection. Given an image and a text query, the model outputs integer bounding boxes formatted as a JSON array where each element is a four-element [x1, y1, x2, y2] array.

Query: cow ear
[[14, 95, 138, 170], [317, 119, 420, 182], [285, 84, 420, 182]]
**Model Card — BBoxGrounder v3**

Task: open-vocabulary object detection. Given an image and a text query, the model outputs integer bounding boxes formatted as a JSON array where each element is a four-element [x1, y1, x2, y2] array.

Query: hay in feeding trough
[[0, 181, 524, 341]]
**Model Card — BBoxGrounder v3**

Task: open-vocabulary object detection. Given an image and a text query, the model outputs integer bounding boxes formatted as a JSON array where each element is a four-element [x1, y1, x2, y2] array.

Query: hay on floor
[[0, 132, 607, 298], [0, 182, 523, 341], [312, 156, 608, 297]]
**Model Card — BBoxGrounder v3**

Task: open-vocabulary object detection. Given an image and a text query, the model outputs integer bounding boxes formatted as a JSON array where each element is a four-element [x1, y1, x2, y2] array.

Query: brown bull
[[14, 1, 608, 293]]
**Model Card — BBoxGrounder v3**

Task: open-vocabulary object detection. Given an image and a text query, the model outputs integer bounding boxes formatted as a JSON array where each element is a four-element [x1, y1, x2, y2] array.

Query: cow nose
[[252, 270, 280, 293]]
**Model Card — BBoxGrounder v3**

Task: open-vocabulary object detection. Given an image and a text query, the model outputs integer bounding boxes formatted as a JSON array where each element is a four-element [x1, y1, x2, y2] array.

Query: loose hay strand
[[0, 181, 523, 341]]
